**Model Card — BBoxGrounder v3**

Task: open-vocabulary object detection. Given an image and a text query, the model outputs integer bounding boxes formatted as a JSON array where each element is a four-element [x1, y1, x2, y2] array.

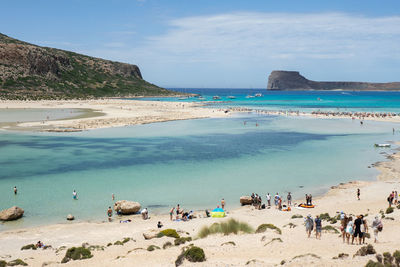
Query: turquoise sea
[[1, 90, 400, 230]]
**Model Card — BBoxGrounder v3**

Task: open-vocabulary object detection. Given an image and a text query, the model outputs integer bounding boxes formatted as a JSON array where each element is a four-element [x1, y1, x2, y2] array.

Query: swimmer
[[14, 186, 17, 195], [73, 190, 77, 200]]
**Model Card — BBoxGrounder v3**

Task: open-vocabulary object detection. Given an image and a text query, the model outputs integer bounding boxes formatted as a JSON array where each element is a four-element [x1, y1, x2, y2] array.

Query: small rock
[[67, 214, 75, 221], [143, 229, 158, 240]]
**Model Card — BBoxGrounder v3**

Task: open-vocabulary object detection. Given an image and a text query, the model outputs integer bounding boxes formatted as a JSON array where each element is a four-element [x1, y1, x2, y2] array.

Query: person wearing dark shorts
[[352, 215, 363, 244]]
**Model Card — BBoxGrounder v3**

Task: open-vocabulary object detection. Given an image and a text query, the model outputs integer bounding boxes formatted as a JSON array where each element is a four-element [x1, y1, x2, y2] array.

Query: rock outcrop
[[66, 214, 75, 221], [0, 33, 176, 99], [0, 206, 24, 221], [143, 229, 158, 240], [240, 196, 253, 206], [267, 71, 400, 91], [114, 200, 141, 215]]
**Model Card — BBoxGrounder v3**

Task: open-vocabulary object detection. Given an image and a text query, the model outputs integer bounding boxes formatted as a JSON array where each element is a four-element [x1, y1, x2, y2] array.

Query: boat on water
[[213, 96, 221, 100], [178, 97, 188, 100], [255, 93, 262, 97], [246, 95, 255, 98], [198, 97, 206, 100], [374, 143, 391, 148], [227, 96, 236, 99]]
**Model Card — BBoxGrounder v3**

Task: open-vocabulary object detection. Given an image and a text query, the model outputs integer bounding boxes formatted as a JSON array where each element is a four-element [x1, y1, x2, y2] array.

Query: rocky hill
[[267, 71, 400, 91], [0, 33, 175, 99]]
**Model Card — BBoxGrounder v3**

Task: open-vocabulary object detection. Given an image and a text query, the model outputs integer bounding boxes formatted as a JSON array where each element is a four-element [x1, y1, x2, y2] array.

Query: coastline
[[0, 99, 400, 266], [0, 145, 399, 266]]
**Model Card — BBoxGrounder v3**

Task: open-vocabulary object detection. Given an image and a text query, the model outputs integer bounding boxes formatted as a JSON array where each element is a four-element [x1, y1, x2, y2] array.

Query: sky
[[1, 0, 400, 88]]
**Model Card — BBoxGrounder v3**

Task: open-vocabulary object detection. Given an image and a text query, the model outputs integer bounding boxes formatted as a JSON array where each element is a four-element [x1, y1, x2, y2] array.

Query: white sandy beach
[[0, 100, 400, 266]]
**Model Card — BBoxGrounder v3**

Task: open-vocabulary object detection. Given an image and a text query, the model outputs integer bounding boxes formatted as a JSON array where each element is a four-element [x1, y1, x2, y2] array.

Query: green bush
[[122, 237, 131, 244], [61, 247, 93, 263], [354, 244, 376, 257], [365, 260, 384, 267], [198, 219, 254, 238], [256, 224, 282, 235], [113, 241, 123, 246], [21, 244, 37, 250], [386, 207, 394, 214], [147, 245, 160, 251], [6, 259, 28, 266], [322, 225, 339, 234], [176, 246, 206, 266], [319, 213, 330, 221], [291, 214, 302, 219], [383, 252, 393, 265], [158, 229, 180, 239], [393, 250, 400, 265], [163, 242, 173, 249], [174, 237, 192, 246], [0, 260, 6, 267]]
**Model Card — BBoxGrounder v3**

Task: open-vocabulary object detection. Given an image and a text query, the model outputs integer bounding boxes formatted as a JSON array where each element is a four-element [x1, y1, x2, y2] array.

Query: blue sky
[[1, 0, 400, 88]]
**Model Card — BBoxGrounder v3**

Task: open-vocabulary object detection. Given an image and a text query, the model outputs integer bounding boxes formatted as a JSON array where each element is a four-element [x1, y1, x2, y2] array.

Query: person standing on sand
[[221, 198, 225, 210], [274, 193, 279, 208], [107, 206, 113, 222], [357, 188, 360, 200], [315, 215, 322, 239], [266, 193, 271, 207], [361, 215, 368, 244], [395, 191, 398, 205], [340, 213, 348, 243], [305, 214, 314, 238], [372, 215, 382, 243], [345, 217, 354, 244], [169, 207, 175, 221], [287, 192, 292, 206], [13, 186, 17, 195], [352, 215, 363, 245]]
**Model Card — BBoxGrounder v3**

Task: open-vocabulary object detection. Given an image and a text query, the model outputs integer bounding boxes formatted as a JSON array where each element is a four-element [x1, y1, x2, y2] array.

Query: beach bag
[[377, 222, 383, 232]]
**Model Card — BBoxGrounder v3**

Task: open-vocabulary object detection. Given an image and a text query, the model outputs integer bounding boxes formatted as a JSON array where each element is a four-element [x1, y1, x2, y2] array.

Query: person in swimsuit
[[107, 206, 113, 222], [73, 190, 77, 200], [345, 217, 354, 244], [157, 221, 163, 228], [287, 192, 292, 206], [357, 188, 360, 200], [221, 198, 226, 210], [14, 186, 17, 195], [169, 207, 175, 221]]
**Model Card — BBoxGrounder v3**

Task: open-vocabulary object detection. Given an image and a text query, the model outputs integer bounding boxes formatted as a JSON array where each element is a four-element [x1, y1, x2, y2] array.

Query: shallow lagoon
[[0, 113, 397, 230]]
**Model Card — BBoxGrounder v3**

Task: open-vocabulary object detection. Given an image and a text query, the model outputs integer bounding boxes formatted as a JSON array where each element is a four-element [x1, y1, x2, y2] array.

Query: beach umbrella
[[211, 207, 225, 218]]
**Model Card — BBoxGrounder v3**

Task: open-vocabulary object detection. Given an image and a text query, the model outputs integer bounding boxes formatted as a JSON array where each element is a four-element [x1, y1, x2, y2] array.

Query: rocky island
[[267, 70, 400, 91], [0, 33, 175, 99]]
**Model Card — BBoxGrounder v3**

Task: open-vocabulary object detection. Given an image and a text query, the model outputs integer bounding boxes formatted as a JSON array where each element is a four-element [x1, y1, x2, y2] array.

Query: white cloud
[[84, 12, 400, 87]]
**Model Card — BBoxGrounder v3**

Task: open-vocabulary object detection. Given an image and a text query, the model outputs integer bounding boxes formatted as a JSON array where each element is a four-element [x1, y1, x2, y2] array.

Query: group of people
[[340, 212, 382, 244], [387, 191, 398, 207], [304, 214, 322, 239], [169, 204, 194, 221], [305, 194, 313, 206]]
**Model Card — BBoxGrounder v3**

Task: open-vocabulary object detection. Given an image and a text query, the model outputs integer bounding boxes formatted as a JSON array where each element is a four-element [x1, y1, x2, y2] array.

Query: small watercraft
[[213, 96, 221, 100], [198, 97, 206, 100], [255, 93, 262, 97], [246, 95, 255, 99], [298, 204, 315, 208], [374, 143, 391, 148], [227, 96, 236, 99]]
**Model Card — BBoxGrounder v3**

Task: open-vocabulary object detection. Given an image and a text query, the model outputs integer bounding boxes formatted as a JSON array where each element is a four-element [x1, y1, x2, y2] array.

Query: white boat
[[246, 95, 255, 98], [178, 97, 188, 100], [213, 96, 221, 100], [227, 96, 236, 99], [374, 143, 391, 148], [198, 97, 206, 100], [255, 93, 262, 97]]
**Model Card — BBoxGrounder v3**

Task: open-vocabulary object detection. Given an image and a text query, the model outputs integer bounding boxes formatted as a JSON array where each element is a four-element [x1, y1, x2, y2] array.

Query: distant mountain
[[0, 33, 175, 99], [267, 71, 400, 91]]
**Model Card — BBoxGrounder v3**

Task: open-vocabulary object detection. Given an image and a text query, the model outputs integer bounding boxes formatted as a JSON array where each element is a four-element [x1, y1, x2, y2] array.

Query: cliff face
[[267, 71, 400, 91], [0, 33, 173, 99]]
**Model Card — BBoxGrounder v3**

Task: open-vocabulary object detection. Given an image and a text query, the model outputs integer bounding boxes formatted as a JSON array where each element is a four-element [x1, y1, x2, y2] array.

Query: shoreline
[[1, 100, 400, 266]]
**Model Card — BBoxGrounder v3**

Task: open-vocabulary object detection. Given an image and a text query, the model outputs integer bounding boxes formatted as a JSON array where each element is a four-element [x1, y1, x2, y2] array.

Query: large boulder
[[240, 196, 253, 206], [114, 200, 141, 215], [0, 206, 24, 221]]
